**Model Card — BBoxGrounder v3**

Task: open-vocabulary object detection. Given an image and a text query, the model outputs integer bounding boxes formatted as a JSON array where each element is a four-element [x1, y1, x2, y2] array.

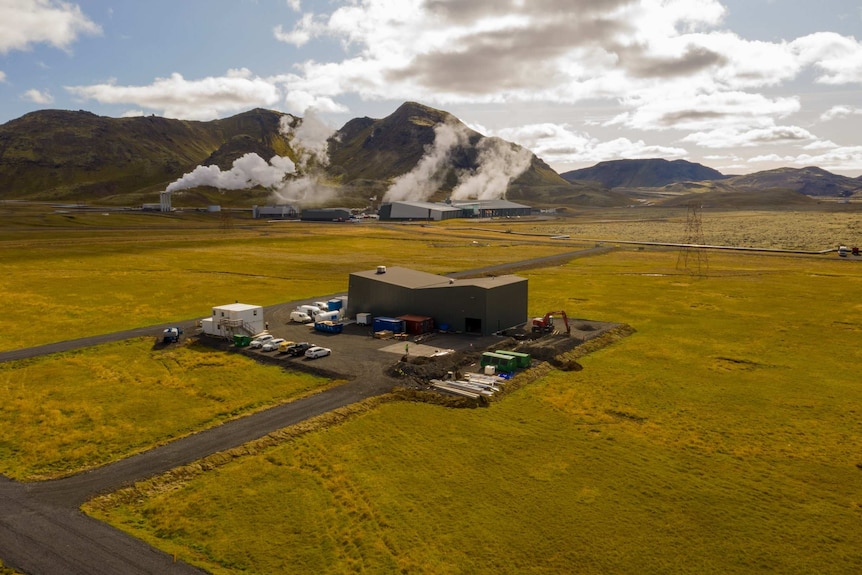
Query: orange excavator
[[531, 311, 571, 335]]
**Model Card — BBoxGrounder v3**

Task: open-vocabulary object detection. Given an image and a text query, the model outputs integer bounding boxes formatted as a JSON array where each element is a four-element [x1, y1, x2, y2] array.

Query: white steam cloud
[[163, 108, 338, 206], [269, 108, 338, 205], [450, 137, 533, 201], [165, 153, 296, 193], [383, 122, 533, 202], [384, 121, 470, 202]]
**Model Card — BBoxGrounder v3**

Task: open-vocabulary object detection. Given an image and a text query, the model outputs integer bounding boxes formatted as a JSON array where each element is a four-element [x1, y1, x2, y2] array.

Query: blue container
[[327, 298, 343, 311], [373, 317, 406, 334]]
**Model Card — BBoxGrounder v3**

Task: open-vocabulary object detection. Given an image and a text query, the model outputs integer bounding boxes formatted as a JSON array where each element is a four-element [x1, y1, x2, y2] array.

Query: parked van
[[313, 301, 330, 311], [839, 246, 849, 257], [290, 310, 313, 323]]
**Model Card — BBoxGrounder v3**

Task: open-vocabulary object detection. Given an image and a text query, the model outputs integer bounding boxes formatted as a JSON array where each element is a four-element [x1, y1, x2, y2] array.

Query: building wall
[[346, 274, 527, 336]]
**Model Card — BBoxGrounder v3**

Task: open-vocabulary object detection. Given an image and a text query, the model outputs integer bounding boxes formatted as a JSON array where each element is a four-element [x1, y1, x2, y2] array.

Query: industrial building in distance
[[378, 199, 533, 221], [249, 199, 534, 221], [346, 266, 528, 336]]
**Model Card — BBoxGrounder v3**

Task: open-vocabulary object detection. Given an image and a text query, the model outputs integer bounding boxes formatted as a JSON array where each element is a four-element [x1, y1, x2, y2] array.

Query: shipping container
[[397, 314, 434, 335], [373, 317, 406, 334], [480, 352, 518, 372], [493, 350, 531, 368]]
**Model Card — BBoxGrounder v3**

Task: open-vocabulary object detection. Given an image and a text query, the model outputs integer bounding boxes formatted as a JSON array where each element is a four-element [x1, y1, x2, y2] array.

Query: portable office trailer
[[202, 303, 264, 337]]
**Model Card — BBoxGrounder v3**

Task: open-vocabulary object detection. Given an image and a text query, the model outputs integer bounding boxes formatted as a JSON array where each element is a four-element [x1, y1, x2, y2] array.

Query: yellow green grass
[[0, 338, 335, 480], [0, 217, 574, 351], [85, 250, 862, 574]]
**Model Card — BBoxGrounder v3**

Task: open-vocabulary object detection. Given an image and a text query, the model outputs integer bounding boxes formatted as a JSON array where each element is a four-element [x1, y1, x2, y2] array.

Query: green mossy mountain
[[328, 101, 618, 206], [0, 108, 296, 203]]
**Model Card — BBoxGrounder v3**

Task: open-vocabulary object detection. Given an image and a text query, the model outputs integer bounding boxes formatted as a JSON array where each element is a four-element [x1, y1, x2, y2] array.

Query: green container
[[233, 334, 252, 347]]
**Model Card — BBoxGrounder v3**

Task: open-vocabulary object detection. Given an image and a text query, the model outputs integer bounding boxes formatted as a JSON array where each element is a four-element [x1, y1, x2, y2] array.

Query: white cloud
[[489, 122, 688, 166], [609, 91, 801, 132], [749, 144, 862, 173], [66, 71, 281, 120], [21, 88, 54, 104], [821, 105, 862, 122], [791, 32, 862, 84], [681, 124, 815, 149], [0, 0, 100, 54], [21, 88, 53, 104], [0, 70, 6, 83]]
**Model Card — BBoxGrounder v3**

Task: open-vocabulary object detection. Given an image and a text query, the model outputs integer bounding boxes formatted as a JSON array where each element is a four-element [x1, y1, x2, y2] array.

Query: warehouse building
[[378, 201, 464, 221], [346, 266, 528, 336], [453, 199, 532, 218], [378, 199, 532, 221], [300, 208, 352, 221], [253, 205, 298, 219]]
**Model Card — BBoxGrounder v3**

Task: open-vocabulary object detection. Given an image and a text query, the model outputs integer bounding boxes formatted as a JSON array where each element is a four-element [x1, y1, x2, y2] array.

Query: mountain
[[328, 101, 620, 206], [0, 103, 620, 207], [724, 167, 862, 198], [561, 158, 726, 188], [0, 108, 294, 203]]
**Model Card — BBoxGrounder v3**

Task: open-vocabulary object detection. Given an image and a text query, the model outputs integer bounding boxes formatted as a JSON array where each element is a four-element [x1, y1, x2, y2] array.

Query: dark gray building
[[300, 208, 352, 221], [346, 266, 528, 336]]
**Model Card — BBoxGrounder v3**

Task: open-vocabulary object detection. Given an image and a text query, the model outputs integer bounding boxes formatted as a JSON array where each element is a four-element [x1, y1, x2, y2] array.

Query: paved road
[[0, 248, 604, 575]]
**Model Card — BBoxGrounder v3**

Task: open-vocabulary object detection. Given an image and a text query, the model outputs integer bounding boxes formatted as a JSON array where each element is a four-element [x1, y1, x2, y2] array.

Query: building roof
[[351, 266, 525, 290], [213, 303, 262, 312], [450, 199, 530, 209], [388, 201, 463, 212]]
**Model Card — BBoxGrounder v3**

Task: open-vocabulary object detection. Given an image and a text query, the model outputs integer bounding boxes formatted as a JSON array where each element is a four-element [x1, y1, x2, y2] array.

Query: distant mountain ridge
[[562, 158, 862, 200], [561, 158, 726, 188]]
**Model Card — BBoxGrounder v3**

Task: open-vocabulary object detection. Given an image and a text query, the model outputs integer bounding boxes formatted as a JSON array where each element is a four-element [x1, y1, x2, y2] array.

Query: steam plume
[[269, 108, 338, 205], [383, 121, 470, 202], [450, 137, 533, 200], [165, 153, 296, 193]]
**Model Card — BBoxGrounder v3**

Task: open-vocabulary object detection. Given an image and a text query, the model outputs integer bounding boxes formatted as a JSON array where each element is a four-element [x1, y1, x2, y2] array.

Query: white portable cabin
[[201, 303, 265, 337]]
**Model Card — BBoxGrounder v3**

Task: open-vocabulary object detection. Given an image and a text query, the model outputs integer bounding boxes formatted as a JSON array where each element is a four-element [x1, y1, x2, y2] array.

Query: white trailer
[[201, 303, 264, 337]]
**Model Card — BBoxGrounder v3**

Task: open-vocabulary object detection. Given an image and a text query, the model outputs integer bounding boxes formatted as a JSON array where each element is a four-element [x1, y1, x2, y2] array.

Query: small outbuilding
[[201, 303, 265, 337]]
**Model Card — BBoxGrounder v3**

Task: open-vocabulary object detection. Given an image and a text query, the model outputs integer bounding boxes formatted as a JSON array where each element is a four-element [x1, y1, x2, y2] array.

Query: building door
[[465, 317, 482, 334]]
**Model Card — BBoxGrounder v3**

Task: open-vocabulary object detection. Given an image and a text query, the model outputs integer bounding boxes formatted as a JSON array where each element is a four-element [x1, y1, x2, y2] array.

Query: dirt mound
[[386, 350, 482, 386]]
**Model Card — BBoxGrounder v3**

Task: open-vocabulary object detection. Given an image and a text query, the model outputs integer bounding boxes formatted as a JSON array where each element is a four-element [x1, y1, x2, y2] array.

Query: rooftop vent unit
[[376, 265, 387, 274]]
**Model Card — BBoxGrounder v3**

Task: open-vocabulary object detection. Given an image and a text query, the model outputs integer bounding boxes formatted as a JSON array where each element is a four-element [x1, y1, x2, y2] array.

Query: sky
[[1, 0, 861, 177]]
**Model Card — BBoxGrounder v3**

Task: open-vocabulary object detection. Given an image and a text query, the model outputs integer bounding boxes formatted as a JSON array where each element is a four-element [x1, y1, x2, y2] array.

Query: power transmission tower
[[676, 202, 708, 277]]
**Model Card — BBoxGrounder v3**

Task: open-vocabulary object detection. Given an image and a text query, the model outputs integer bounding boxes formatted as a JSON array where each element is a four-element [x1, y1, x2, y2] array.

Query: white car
[[249, 334, 274, 348], [261, 338, 286, 352], [304, 346, 331, 359]]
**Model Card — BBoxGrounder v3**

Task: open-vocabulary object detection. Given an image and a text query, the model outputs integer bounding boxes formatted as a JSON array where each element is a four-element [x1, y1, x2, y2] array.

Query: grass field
[[4, 207, 862, 572], [82, 248, 862, 574], [0, 338, 337, 480], [0, 210, 575, 351]]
